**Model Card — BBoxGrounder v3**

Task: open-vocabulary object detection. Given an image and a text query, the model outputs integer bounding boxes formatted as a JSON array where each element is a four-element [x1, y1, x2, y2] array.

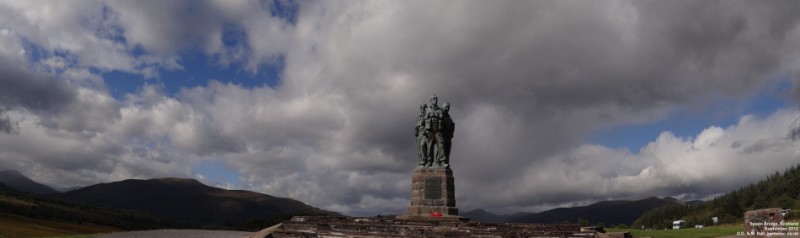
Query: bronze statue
[[416, 94, 454, 168], [442, 102, 454, 166], [415, 104, 429, 166]]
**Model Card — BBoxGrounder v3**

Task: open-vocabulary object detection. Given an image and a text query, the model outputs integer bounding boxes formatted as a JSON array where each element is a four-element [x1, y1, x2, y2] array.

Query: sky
[[0, 0, 799, 216]]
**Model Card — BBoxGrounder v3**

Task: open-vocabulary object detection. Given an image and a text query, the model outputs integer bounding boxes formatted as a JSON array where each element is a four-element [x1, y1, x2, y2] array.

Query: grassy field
[[606, 224, 743, 238], [0, 212, 120, 238]]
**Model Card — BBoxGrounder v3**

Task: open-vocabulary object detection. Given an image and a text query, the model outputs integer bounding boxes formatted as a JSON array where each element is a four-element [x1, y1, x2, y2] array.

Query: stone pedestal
[[397, 167, 463, 221]]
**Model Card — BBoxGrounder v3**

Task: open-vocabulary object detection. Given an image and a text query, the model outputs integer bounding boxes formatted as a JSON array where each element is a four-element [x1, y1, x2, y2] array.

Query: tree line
[[633, 164, 800, 229]]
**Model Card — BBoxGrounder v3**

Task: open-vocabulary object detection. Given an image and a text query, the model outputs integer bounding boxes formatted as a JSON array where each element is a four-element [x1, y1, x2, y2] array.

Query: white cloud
[[483, 110, 800, 214], [0, 0, 201, 77], [0, 0, 799, 217], [0, 28, 26, 63]]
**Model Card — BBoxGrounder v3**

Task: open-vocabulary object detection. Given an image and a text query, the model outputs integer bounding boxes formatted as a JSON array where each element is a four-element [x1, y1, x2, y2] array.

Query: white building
[[672, 220, 686, 229]]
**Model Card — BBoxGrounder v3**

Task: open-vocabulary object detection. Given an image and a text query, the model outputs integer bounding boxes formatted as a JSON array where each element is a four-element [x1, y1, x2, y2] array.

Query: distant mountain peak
[[0, 169, 24, 176], [661, 196, 680, 202], [0, 170, 59, 195]]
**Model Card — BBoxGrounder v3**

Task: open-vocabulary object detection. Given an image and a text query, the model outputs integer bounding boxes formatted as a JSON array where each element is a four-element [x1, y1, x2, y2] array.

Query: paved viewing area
[[250, 216, 602, 238]]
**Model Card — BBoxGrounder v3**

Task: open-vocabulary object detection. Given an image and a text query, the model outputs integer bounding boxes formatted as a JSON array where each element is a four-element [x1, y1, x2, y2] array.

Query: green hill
[[634, 164, 800, 229], [0, 174, 340, 233], [0, 182, 185, 231], [56, 178, 339, 229]]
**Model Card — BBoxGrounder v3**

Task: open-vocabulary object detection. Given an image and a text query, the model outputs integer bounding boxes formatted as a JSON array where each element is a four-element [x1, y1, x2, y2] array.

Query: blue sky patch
[[588, 75, 792, 152], [267, 0, 299, 25], [103, 51, 284, 99], [192, 160, 242, 188]]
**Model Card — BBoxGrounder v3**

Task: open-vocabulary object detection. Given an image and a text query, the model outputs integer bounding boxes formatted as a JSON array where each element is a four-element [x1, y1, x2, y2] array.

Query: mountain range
[[0, 180, 182, 232], [463, 196, 690, 226], [55, 177, 338, 226], [0, 170, 336, 230]]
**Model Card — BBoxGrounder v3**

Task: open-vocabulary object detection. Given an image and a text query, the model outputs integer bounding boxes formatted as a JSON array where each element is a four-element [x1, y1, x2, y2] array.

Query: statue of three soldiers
[[415, 94, 455, 168]]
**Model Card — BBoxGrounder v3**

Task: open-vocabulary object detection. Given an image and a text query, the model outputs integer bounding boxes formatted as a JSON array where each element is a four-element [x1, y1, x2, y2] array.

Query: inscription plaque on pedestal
[[424, 177, 442, 199]]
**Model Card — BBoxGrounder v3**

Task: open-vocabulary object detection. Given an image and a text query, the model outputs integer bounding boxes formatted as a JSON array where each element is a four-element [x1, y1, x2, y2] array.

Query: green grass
[[0, 195, 37, 207], [606, 224, 742, 238], [0, 212, 119, 238]]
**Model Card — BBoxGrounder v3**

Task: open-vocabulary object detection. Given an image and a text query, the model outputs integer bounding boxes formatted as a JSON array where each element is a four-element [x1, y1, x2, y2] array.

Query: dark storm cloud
[[0, 56, 76, 115], [0, 107, 17, 134]]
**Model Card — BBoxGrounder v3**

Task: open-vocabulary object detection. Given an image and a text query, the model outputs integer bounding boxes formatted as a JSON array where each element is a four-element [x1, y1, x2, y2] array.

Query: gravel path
[[89, 229, 253, 238]]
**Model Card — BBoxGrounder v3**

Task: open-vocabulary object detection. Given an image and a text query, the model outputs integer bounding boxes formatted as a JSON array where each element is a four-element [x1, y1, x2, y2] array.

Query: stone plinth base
[[397, 167, 463, 221], [396, 213, 463, 221]]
